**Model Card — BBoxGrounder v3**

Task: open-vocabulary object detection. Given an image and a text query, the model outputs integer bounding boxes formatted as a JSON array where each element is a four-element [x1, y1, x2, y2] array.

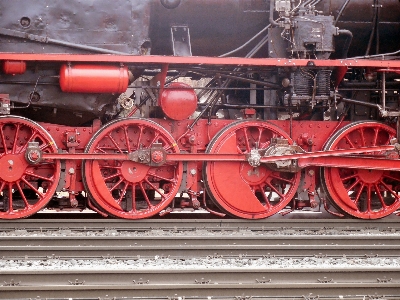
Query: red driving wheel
[[83, 118, 183, 219], [321, 121, 400, 219], [0, 116, 60, 219], [204, 120, 301, 219]]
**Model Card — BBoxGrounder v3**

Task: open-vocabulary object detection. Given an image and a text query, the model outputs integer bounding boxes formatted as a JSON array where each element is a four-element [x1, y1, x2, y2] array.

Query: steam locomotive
[[0, 0, 399, 220]]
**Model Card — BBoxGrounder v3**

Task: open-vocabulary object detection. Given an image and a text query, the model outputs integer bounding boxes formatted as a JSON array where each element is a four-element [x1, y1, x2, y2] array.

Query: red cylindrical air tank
[[59, 64, 129, 93]]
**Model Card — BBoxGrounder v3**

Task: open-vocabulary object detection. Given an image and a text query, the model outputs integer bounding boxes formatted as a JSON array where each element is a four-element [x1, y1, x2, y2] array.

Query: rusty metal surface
[[0, 0, 150, 54]]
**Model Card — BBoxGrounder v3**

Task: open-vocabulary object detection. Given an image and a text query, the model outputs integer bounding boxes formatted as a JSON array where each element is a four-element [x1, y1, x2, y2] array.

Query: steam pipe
[[338, 29, 353, 59]]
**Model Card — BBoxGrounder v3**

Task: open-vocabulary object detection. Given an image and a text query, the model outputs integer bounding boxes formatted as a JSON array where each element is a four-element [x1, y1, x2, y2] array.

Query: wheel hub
[[357, 169, 384, 184], [0, 154, 27, 182], [240, 163, 268, 185], [120, 161, 150, 183]]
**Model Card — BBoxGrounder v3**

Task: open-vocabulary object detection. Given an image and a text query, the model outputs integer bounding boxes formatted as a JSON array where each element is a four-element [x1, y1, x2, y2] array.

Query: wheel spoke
[[372, 128, 379, 146], [341, 173, 358, 182], [0, 125, 8, 155], [20, 177, 44, 198], [258, 185, 271, 209], [39, 141, 53, 152], [353, 183, 365, 206], [139, 181, 154, 207], [109, 177, 124, 192], [99, 164, 121, 170], [12, 124, 20, 154], [382, 173, 400, 183], [15, 181, 30, 208], [117, 182, 130, 205], [359, 127, 366, 147], [374, 183, 387, 209], [137, 125, 144, 148], [131, 184, 136, 212], [242, 127, 251, 153], [379, 179, 400, 199], [257, 127, 263, 146], [0, 181, 5, 194], [366, 184, 372, 212], [144, 178, 166, 200], [95, 146, 107, 154], [106, 133, 124, 154], [7, 183, 13, 212], [103, 172, 122, 181], [264, 180, 284, 199], [346, 178, 361, 193], [17, 129, 38, 154], [149, 132, 161, 146], [269, 173, 295, 184], [147, 170, 177, 183], [123, 126, 132, 153], [24, 171, 55, 182], [344, 135, 356, 149]]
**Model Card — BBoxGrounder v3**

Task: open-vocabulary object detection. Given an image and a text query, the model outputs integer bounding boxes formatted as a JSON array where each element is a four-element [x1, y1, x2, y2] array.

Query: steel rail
[[1, 218, 400, 230], [1, 219, 399, 299], [1, 229, 400, 257], [0, 297, 396, 300], [1, 268, 400, 299], [1, 243, 399, 257]]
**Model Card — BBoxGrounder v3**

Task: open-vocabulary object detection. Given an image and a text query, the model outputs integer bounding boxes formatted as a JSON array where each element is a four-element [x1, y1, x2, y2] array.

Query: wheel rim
[[204, 120, 300, 219], [322, 121, 400, 219], [0, 116, 60, 219], [83, 118, 183, 219]]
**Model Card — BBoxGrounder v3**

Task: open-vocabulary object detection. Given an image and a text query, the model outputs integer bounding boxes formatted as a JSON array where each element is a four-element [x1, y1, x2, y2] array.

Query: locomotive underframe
[[1, 54, 400, 220]]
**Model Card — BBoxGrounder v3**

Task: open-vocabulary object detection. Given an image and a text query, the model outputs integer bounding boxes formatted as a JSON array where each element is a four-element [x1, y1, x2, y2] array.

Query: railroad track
[[1, 217, 400, 299]]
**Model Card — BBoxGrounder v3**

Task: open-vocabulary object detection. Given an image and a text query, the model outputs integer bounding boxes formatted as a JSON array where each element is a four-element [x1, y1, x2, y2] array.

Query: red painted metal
[[0, 116, 60, 220], [160, 82, 198, 121], [1, 53, 400, 69], [3, 61, 26, 75], [321, 121, 400, 219], [203, 120, 301, 219], [59, 64, 129, 93], [83, 118, 183, 219], [40, 144, 397, 170]]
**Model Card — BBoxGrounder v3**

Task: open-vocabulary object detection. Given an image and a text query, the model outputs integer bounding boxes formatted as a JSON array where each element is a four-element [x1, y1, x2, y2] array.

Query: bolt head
[[151, 151, 164, 164]]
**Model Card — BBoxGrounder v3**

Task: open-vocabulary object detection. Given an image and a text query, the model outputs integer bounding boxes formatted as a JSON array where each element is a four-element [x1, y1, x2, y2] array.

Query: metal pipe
[[337, 29, 353, 59], [334, 0, 351, 26], [245, 34, 269, 58], [340, 97, 381, 109], [0, 27, 128, 55], [382, 72, 386, 111], [218, 74, 280, 89], [219, 25, 270, 58], [197, 103, 316, 109], [365, 0, 379, 56], [269, 0, 280, 27]]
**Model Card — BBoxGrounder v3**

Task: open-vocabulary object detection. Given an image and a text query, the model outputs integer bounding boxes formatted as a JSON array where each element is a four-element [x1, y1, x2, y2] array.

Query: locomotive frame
[[0, 0, 400, 220]]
